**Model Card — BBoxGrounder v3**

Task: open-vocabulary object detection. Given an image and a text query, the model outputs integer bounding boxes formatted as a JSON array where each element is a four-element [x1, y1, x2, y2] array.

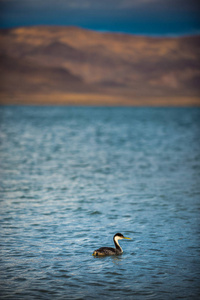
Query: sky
[[0, 0, 200, 36]]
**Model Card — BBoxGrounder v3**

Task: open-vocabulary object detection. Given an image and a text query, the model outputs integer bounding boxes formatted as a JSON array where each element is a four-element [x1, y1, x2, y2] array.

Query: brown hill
[[0, 26, 200, 105]]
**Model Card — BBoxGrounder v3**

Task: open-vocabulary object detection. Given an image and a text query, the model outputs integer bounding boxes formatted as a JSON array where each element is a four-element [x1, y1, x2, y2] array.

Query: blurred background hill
[[0, 26, 200, 105]]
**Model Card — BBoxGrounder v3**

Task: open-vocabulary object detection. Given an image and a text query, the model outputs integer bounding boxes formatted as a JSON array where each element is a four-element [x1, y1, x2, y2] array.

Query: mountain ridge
[[0, 26, 199, 105]]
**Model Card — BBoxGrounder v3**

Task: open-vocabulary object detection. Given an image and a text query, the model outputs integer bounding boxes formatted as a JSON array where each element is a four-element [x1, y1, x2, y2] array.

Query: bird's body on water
[[92, 233, 131, 256]]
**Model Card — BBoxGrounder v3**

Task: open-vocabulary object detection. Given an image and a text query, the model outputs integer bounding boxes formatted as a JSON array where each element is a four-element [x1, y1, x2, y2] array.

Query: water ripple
[[0, 107, 200, 299]]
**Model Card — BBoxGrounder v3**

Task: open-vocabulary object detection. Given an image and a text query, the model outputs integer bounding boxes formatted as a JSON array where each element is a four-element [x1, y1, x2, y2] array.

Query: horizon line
[[1, 24, 200, 38]]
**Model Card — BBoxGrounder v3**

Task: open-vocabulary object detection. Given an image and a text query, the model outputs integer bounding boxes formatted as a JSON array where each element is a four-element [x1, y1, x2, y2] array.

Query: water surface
[[0, 106, 200, 299]]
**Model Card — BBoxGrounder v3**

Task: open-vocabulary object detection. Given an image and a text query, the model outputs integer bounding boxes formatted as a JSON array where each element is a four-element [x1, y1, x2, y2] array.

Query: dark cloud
[[0, 0, 200, 35]]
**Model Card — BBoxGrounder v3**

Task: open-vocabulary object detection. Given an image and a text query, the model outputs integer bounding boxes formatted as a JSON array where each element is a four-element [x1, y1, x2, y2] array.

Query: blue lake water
[[0, 106, 200, 299]]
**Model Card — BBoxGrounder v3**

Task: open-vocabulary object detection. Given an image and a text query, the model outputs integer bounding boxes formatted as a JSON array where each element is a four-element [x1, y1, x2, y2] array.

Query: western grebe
[[92, 233, 131, 256]]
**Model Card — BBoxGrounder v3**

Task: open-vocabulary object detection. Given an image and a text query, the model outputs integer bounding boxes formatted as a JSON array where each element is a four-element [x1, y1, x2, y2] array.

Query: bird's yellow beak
[[123, 236, 131, 240]]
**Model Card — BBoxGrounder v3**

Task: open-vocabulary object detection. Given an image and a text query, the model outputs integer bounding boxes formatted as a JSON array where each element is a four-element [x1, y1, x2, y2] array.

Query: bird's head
[[114, 233, 131, 241]]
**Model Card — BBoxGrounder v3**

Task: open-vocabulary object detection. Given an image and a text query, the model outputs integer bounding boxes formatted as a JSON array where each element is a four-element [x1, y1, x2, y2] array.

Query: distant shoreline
[[1, 93, 200, 107]]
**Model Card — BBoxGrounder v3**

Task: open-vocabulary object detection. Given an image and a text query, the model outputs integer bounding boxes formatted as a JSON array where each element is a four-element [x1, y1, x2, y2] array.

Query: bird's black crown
[[114, 233, 124, 238]]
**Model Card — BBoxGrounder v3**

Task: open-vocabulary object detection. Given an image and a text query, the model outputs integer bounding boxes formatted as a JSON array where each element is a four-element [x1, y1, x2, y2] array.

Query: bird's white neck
[[114, 236, 123, 253]]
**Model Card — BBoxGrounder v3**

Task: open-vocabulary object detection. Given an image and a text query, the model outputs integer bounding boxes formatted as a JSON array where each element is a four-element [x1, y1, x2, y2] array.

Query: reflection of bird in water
[[92, 233, 131, 256]]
